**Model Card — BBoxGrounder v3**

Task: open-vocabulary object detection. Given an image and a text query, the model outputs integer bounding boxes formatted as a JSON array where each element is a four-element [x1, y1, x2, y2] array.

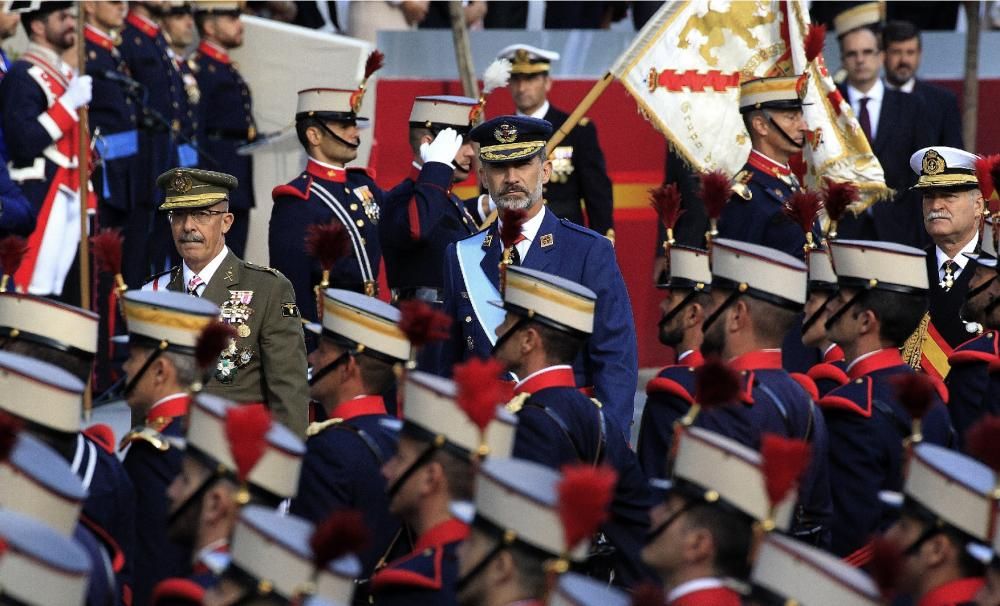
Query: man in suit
[[882, 20, 963, 149], [144, 167, 309, 436], [496, 44, 615, 239], [834, 3, 933, 247], [439, 115, 638, 432]]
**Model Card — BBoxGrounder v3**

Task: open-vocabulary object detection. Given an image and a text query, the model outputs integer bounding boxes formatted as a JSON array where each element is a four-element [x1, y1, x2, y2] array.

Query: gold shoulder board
[[119, 426, 169, 452]]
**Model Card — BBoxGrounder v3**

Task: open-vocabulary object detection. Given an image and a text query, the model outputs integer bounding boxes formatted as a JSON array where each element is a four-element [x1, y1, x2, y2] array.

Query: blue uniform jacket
[[370, 518, 467, 606], [807, 346, 850, 399], [76, 524, 118, 606], [291, 396, 402, 583], [818, 348, 954, 558], [380, 162, 477, 292], [717, 153, 809, 260], [507, 367, 656, 588], [270, 160, 383, 322], [731, 351, 832, 547], [191, 41, 253, 211], [439, 208, 638, 431], [945, 331, 1000, 451], [121, 396, 189, 606]]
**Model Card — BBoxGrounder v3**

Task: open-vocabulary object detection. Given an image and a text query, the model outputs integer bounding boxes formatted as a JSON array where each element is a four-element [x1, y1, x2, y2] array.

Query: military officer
[[820, 239, 954, 560], [161, 394, 305, 593], [117, 291, 220, 606], [802, 244, 849, 398], [701, 238, 832, 546], [496, 44, 614, 238], [440, 115, 638, 433], [381, 96, 479, 302], [371, 371, 517, 606], [945, 218, 1000, 450], [270, 69, 385, 322], [291, 289, 410, 588], [144, 168, 310, 435], [190, 1, 255, 257], [492, 265, 655, 586], [638, 244, 756, 478], [718, 76, 810, 260]]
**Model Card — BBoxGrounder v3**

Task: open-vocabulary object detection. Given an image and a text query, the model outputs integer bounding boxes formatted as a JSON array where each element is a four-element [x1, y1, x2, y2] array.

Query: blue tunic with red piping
[[806, 344, 849, 399], [945, 330, 1000, 451], [818, 348, 954, 560], [369, 518, 468, 606]]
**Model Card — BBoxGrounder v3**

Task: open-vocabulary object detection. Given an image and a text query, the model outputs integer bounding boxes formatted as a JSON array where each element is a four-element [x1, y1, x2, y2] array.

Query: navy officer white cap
[[0, 509, 91, 605], [909, 146, 981, 190], [0, 432, 87, 536], [496, 43, 561, 65], [710, 238, 807, 307], [548, 571, 628, 606], [0, 350, 84, 434]]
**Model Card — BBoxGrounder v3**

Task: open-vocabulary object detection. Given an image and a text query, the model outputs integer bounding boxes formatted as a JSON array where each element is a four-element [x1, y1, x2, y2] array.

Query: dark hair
[[295, 117, 317, 150], [529, 321, 586, 366], [684, 501, 754, 580], [883, 20, 921, 49], [851, 290, 929, 346], [432, 449, 475, 501], [745, 297, 799, 346], [193, 12, 211, 35], [839, 24, 883, 49], [408, 126, 433, 155], [356, 354, 397, 395], [509, 543, 549, 597]]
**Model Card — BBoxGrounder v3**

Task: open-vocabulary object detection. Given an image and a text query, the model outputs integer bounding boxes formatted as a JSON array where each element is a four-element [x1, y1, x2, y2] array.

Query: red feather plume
[[90, 228, 124, 275], [310, 509, 371, 569], [965, 415, 1000, 472], [0, 236, 28, 278], [693, 356, 741, 408], [195, 321, 238, 370], [225, 403, 272, 483], [992, 160, 1000, 213], [499, 208, 528, 249], [760, 433, 811, 507], [974, 154, 1000, 200], [0, 410, 22, 463], [364, 50, 385, 80], [649, 183, 684, 230], [892, 373, 936, 421], [784, 189, 823, 236], [699, 170, 732, 220], [453, 357, 506, 432], [630, 583, 665, 606], [821, 177, 860, 223], [398, 300, 452, 347], [557, 463, 618, 551], [869, 536, 904, 600], [305, 221, 351, 272], [804, 23, 827, 63]]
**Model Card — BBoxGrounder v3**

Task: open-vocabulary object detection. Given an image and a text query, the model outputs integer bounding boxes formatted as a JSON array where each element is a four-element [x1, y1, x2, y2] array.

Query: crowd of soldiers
[[1, 1, 1000, 606]]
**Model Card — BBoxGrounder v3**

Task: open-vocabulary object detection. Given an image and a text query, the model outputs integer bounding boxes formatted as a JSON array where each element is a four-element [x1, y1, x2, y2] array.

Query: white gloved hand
[[420, 127, 463, 167], [61, 75, 93, 110]]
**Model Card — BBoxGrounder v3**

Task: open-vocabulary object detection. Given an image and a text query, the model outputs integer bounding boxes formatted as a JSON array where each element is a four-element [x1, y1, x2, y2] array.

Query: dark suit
[[909, 80, 963, 149], [946, 331, 1000, 451], [925, 247, 977, 352]]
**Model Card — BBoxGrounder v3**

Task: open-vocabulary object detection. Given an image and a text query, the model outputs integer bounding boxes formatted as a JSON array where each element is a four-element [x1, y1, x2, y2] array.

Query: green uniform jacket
[[159, 249, 309, 435]]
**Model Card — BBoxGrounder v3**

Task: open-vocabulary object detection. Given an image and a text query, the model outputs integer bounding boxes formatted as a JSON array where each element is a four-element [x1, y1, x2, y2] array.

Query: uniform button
[[344, 187, 351, 193], [350, 203, 358, 211], [360, 238, 366, 245], [170, 86, 176, 92], [355, 219, 364, 227], [423, 549, 433, 556], [465, 316, 471, 323], [172, 101, 179, 108]]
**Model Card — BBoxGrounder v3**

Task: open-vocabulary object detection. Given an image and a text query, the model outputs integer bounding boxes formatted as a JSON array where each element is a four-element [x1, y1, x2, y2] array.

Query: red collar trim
[[748, 150, 791, 177], [330, 395, 386, 421], [197, 40, 230, 64], [677, 349, 705, 368], [415, 519, 469, 551], [126, 12, 160, 38], [514, 366, 577, 394], [848, 348, 904, 380], [917, 577, 984, 606], [729, 350, 783, 372], [823, 344, 845, 364], [307, 159, 347, 183], [84, 26, 115, 51], [147, 394, 190, 423]]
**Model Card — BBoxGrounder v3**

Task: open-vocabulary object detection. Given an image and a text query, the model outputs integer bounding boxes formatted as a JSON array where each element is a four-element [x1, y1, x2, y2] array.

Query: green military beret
[[156, 168, 238, 211]]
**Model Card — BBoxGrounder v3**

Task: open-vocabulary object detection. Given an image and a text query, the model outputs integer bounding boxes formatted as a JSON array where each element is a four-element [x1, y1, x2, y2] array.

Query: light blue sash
[[456, 232, 505, 346]]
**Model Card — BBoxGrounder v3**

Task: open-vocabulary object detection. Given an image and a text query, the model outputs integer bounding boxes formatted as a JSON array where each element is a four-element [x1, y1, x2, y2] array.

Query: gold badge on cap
[[171, 172, 193, 194], [495, 123, 518, 144], [922, 149, 945, 176]]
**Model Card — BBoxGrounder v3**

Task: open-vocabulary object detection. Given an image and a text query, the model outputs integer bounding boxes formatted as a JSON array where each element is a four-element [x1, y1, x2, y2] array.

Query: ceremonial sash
[[456, 231, 504, 346], [309, 181, 376, 287], [920, 321, 952, 381]]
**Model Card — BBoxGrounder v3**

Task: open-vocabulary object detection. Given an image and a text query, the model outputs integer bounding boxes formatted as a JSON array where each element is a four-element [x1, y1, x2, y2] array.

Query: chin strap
[[701, 289, 742, 335], [823, 289, 868, 333], [122, 340, 168, 398], [308, 351, 352, 387], [763, 110, 804, 150], [801, 292, 836, 336], [490, 315, 531, 357], [658, 289, 702, 332], [385, 435, 446, 500], [454, 536, 514, 593], [316, 120, 360, 149]]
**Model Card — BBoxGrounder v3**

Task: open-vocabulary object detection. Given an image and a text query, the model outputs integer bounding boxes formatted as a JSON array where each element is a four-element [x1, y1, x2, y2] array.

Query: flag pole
[[544, 71, 614, 157], [76, 2, 91, 311]]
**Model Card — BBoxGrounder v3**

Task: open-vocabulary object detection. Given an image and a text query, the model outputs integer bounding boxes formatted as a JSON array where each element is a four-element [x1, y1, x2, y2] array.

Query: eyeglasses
[[167, 210, 228, 225]]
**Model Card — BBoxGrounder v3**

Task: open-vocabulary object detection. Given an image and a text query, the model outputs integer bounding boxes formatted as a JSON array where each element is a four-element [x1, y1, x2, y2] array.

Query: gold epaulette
[[731, 169, 753, 201], [901, 312, 931, 370], [604, 228, 616, 244], [579, 117, 591, 126], [306, 418, 344, 437], [119, 426, 170, 452], [589, 398, 603, 409], [505, 393, 530, 414]]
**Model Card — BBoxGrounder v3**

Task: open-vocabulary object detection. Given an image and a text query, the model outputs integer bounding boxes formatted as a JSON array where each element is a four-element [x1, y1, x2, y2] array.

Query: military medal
[[354, 186, 379, 223], [237, 324, 251, 338]]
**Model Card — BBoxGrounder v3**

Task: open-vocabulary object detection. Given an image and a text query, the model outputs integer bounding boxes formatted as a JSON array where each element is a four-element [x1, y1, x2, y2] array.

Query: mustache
[[501, 186, 528, 196], [926, 211, 951, 221], [178, 234, 205, 243]]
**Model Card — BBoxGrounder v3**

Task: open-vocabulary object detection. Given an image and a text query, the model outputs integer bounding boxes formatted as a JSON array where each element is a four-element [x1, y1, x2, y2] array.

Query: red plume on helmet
[[694, 356, 741, 409], [0, 410, 22, 464], [305, 221, 351, 274], [225, 404, 272, 484], [557, 463, 618, 552], [398, 300, 452, 348], [0, 236, 28, 292], [820, 177, 859, 239], [350, 50, 385, 112], [91, 228, 124, 277], [804, 23, 827, 63], [784, 189, 823, 249], [630, 583, 665, 606], [892, 373, 937, 444], [310, 509, 371, 570], [869, 536, 904, 600], [452, 358, 508, 439], [195, 321, 238, 372], [650, 183, 684, 239], [699, 170, 732, 223], [965, 415, 1000, 473], [760, 433, 811, 509], [499, 208, 528, 249]]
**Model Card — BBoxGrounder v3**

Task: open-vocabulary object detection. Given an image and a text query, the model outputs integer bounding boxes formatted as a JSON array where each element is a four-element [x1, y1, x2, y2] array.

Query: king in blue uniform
[[439, 115, 638, 432], [190, 2, 255, 257], [270, 71, 386, 323]]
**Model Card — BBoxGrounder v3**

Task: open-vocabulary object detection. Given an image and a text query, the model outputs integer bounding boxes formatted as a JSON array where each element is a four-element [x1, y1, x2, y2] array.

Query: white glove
[[61, 75, 93, 110], [420, 127, 463, 167]]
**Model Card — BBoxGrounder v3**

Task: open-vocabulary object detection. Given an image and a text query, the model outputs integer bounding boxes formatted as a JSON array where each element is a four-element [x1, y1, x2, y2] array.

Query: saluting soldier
[[497, 44, 615, 239], [144, 168, 310, 436], [190, 1, 255, 257], [270, 62, 386, 322], [291, 289, 410, 591], [117, 291, 220, 606]]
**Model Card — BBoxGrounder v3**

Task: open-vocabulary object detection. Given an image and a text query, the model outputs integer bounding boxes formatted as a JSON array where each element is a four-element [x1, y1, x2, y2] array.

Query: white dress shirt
[[496, 206, 547, 263], [847, 78, 885, 141], [182, 246, 229, 296], [935, 234, 979, 282]]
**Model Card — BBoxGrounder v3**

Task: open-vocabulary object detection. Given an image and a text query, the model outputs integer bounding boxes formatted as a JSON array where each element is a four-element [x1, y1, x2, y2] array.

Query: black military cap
[[469, 115, 552, 163]]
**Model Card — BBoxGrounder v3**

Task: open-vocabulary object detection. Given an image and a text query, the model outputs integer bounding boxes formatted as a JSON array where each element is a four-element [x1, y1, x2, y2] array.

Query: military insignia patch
[[922, 149, 945, 175], [354, 186, 380, 223], [540, 234, 554, 247], [495, 123, 518, 144], [282, 303, 300, 318], [171, 172, 193, 194], [482, 234, 493, 248]]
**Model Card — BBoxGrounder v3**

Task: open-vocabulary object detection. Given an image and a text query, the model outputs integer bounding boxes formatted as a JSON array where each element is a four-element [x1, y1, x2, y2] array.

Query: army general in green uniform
[[144, 168, 309, 435]]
